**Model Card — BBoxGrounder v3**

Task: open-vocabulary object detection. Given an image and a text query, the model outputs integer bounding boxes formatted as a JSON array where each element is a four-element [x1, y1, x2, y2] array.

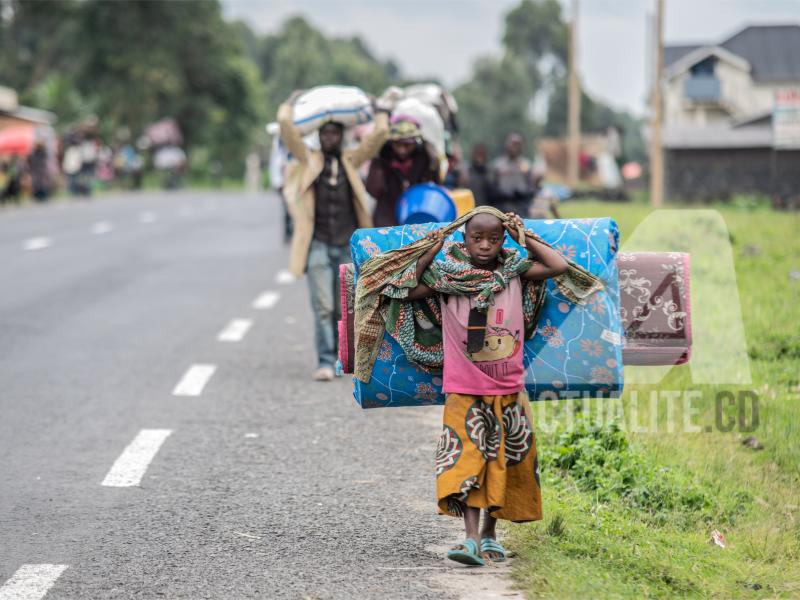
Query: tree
[[0, 0, 82, 95], [454, 54, 537, 157], [544, 77, 645, 163], [257, 16, 398, 120], [503, 0, 568, 96], [455, 0, 644, 164], [74, 0, 262, 174]]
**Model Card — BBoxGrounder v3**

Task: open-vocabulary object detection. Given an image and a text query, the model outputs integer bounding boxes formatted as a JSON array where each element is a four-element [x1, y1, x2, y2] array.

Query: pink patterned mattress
[[338, 251, 692, 373]]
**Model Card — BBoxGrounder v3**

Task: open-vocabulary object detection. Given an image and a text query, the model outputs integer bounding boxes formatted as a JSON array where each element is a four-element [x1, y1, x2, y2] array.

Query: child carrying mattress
[[353, 206, 603, 566]]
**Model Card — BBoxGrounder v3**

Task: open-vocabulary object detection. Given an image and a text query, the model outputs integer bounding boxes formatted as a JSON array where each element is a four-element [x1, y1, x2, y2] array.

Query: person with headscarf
[[366, 116, 441, 227]]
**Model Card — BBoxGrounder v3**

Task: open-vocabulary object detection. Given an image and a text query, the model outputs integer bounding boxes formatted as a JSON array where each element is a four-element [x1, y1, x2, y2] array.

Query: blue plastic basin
[[396, 183, 456, 225]]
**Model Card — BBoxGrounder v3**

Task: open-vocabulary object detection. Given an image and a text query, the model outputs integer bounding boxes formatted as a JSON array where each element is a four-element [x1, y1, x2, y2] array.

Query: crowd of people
[[273, 85, 597, 570], [0, 143, 52, 205], [0, 134, 146, 205], [0, 119, 193, 205], [60, 134, 145, 197], [273, 87, 561, 383]]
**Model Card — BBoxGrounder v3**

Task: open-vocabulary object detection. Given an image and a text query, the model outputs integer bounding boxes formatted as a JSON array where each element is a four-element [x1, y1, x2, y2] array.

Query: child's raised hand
[[423, 229, 445, 253], [503, 212, 527, 244]]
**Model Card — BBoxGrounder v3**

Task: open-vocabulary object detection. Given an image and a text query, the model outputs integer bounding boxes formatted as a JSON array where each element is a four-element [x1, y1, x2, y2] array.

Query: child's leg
[[463, 506, 481, 543], [446, 505, 486, 565], [479, 510, 497, 540], [478, 511, 506, 560]]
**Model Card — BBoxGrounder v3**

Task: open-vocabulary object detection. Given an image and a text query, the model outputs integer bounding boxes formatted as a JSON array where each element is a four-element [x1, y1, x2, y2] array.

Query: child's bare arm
[[406, 230, 444, 300], [503, 213, 568, 281]]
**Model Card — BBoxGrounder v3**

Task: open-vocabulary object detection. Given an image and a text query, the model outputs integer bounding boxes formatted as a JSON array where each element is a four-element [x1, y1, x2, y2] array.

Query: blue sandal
[[447, 538, 486, 566], [480, 538, 507, 562]]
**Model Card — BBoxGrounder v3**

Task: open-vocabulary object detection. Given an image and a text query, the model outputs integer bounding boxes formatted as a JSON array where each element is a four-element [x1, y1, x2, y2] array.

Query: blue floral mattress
[[349, 218, 624, 408]]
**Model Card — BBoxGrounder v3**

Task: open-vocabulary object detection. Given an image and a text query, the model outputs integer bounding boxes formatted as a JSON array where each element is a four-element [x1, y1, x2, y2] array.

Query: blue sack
[[350, 218, 623, 408]]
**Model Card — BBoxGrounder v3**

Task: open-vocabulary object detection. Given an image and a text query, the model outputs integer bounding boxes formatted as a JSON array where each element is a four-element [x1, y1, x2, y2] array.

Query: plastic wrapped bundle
[[345, 218, 624, 408], [291, 85, 374, 135], [393, 97, 446, 159]]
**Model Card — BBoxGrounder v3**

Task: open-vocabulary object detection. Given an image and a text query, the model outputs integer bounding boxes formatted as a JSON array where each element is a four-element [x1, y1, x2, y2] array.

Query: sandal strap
[[480, 538, 506, 554], [461, 538, 479, 553]]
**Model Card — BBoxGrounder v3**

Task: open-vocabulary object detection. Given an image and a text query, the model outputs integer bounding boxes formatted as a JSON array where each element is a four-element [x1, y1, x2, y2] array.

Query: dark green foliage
[[457, 0, 644, 163], [255, 16, 398, 122], [544, 77, 646, 163], [503, 0, 568, 86], [0, 0, 262, 176], [0, 0, 645, 175], [454, 55, 537, 156]]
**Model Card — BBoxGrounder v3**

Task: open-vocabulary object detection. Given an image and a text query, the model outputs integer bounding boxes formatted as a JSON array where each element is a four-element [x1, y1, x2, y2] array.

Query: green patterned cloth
[[382, 242, 546, 370], [354, 206, 604, 383]]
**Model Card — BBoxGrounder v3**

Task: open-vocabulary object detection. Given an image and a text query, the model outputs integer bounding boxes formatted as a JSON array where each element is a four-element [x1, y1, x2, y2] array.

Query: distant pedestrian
[[245, 151, 261, 195], [79, 136, 99, 196], [269, 135, 292, 245], [1, 158, 21, 204], [29, 143, 51, 202], [62, 143, 83, 195], [488, 133, 537, 215], [528, 173, 561, 220], [443, 144, 468, 190], [466, 143, 490, 206], [366, 116, 440, 227], [278, 92, 389, 381]]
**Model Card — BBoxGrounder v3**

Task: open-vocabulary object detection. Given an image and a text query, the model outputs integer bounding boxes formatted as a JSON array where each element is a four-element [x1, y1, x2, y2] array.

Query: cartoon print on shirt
[[463, 325, 521, 363]]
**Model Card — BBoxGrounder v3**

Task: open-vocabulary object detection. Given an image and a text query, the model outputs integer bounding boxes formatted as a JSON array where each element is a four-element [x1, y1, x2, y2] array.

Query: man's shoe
[[312, 367, 335, 382]]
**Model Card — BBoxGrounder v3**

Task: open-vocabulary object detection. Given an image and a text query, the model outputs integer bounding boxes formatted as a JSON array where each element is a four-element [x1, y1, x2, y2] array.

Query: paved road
[[0, 191, 518, 599]]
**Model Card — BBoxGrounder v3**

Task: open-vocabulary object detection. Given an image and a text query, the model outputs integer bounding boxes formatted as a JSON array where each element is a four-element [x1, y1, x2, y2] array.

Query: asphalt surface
[[0, 191, 518, 599]]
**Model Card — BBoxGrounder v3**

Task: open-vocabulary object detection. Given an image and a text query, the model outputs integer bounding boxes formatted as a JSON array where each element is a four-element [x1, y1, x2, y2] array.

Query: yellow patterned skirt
[[436, 392, 542, 523]]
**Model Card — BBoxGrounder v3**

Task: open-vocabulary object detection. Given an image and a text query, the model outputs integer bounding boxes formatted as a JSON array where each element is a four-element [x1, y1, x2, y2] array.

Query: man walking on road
[[278, 94, 389, 381], [488, 132, 538, 215]]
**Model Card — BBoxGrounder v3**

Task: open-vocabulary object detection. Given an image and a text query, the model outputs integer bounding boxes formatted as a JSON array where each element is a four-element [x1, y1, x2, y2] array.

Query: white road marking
[[22, 237, 51, 251], [90, 221, 114, 235], [244, 433, 259, 439], [101, 429, 173, 487], [138, 211, 157, 224], [275, 269, 295, 285], [252, 291, 280, 310], [0, 564, 68, 600], [233, 531, 261, 540], [172, 364, 217, 396], [217, 319, 253, 342]]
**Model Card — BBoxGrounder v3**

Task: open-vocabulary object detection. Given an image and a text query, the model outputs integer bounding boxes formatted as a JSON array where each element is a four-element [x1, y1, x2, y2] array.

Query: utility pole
[[567, 0, 580, 188], [649, 0, 665, 207]]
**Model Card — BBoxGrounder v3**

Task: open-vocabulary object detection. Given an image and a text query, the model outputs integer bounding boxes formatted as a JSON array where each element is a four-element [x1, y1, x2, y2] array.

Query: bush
[[541, 418, 751, 528]]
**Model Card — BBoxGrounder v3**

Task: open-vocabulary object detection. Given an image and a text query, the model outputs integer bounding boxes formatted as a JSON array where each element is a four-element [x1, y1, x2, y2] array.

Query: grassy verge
[[508, 198, 800, 598]]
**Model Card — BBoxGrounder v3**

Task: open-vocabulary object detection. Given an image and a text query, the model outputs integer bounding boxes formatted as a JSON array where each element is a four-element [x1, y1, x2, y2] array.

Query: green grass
[[507, 197, 800, 599]]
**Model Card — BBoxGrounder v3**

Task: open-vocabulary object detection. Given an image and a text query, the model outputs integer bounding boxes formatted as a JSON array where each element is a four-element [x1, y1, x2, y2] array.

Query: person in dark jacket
[[29, 143, 51, 202], [466, 143, 490, 206], [488, 132, 537, 215], [366, 116, 440, 227]]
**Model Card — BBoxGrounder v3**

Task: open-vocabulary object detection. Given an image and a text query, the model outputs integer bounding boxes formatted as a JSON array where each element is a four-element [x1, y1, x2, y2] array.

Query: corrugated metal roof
[[0, 106, 56, 125], [665, 25, 800, 83], [664, 44, 701, 68], [721, 25, 800, 82]]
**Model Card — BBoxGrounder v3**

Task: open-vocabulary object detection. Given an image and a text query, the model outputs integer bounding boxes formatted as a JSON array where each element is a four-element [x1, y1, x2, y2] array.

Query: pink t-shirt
[[440, 276, 526, 395]]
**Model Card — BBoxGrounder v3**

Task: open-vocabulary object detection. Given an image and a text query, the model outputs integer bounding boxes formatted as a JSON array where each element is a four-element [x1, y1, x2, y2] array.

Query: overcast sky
[[222, 0, 800, 116]]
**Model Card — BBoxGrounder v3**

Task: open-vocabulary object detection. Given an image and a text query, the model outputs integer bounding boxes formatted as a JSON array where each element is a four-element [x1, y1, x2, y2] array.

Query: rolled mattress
[[342, 218, 625, 408]]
